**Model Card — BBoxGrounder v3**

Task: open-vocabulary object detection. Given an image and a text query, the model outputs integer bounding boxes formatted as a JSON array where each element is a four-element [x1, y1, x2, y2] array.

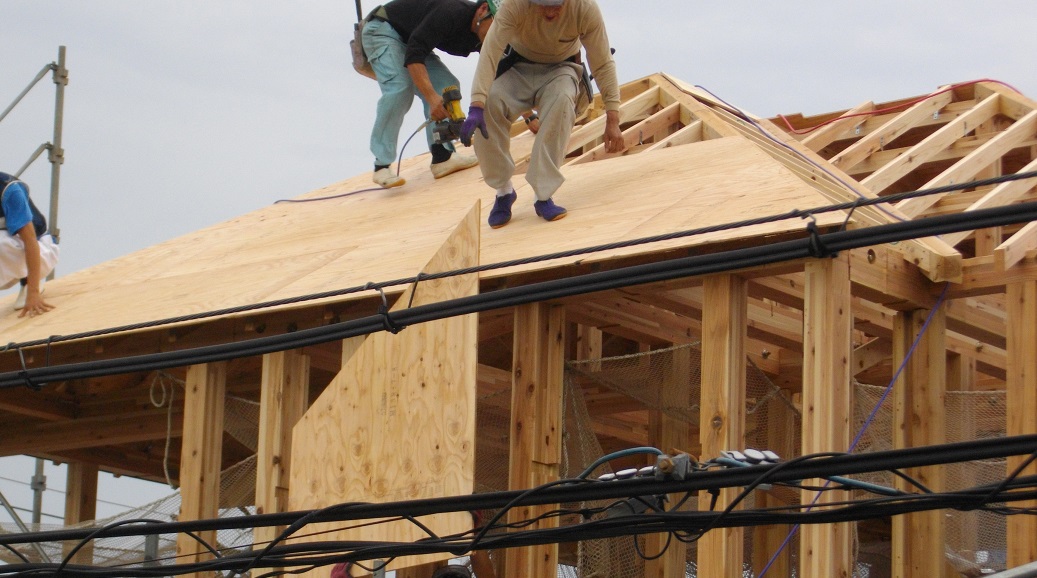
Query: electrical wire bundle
[[0, 435, 1034, 577]]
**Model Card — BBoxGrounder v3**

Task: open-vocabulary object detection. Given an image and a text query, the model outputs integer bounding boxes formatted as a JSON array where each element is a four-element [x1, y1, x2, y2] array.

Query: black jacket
[[382, 0, 482, 66]]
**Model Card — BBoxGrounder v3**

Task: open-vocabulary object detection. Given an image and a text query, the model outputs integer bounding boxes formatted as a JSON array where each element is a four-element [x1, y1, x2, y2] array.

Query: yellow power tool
[[431, 85, 466, 144]]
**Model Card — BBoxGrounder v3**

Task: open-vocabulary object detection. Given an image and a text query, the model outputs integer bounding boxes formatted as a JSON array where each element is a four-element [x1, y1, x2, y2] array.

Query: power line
[[3, 196, 1037, 389]]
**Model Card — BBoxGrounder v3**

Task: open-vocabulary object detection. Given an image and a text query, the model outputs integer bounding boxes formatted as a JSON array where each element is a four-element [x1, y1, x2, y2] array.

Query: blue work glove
[[459, 106, 488, 147]]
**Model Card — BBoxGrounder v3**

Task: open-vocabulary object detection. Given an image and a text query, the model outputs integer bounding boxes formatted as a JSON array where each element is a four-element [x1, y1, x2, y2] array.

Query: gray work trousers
[[474, 61, 581, 201]]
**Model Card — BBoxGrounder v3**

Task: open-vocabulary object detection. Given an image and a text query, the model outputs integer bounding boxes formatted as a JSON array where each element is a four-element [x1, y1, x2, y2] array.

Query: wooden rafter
[[861, 93, 1000, 194], [896, 109, 1037, 218]]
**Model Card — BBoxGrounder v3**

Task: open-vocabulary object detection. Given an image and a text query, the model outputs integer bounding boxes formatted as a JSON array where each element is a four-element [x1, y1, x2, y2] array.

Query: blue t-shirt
[[1, 182, 34, 236]]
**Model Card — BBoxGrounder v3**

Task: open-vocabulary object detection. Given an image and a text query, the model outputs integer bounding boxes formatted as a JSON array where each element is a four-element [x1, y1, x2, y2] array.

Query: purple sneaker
[[488, 190, 517, 228], [534, 198, 567, 222]]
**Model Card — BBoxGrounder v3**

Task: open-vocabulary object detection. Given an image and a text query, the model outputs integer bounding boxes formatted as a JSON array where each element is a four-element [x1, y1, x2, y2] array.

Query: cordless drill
[[431, 85, 466, 144]]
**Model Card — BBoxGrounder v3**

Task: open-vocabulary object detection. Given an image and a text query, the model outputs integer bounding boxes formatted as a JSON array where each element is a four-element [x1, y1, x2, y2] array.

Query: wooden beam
[[63, 461, 98, 564], [1006, 280, 1037, 566], [696, 274, 746, 578], [799, 101, 876, 152], [953, 255, 1037, 298], [799, 255, 853, 578], [656, 74, 743, 139], [942, 158, 1037, 248], [896, 109, 1037, 218], [565, 86, 661, 155], [830, 90, 954, 173], [254, 349, 310, 555], [569, 102, 681, 165], [727, 109, 963, 283], [997, 223, 1037, 270], [891, 308, 948, 578], [862, 93, 1000, 194], [176, 362, 227, 575], [644, 344, 691, 578], [506, 303, 565, 578], [0, 390, 76, 421], [644, 119, 704, 152], [0, 408, 183, 456]]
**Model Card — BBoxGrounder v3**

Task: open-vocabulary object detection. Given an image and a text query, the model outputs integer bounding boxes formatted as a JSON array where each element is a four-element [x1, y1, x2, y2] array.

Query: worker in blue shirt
[[362, 0, 496, 188], [0, 172, 58, 317]]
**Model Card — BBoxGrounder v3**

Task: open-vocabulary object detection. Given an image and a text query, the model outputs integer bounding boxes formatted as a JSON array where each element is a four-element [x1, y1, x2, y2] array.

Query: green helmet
[[486, 0, 500, 16]]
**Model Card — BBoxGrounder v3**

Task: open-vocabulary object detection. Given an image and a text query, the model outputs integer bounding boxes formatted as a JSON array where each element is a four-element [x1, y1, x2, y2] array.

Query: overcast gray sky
[[2, 0, 1036, 527]]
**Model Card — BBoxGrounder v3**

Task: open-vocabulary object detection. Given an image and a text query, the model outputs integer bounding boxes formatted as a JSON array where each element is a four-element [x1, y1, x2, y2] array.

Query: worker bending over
[[460, 0, 623, 228], [0, 171, 58, 317], [362, 0, 497, 188]]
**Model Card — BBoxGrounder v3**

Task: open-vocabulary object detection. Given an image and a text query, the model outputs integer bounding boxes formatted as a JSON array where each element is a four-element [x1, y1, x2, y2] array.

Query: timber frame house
[[1, 73, 1036, 577]]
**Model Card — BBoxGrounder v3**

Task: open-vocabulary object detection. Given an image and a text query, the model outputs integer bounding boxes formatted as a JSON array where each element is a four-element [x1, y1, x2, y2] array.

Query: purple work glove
[[459, 106, 488, 147]]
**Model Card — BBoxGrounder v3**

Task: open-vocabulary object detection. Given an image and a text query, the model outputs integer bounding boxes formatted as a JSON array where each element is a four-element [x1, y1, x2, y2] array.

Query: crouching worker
[[0, 171, 58, 317], [362, 0, 498, 188], [460, 0, 624, 228]]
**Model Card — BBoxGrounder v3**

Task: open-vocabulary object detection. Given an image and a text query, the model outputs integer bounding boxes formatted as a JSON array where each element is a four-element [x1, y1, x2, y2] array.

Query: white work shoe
[[431, 153, 479, 179], [373, 168, 405, 189]]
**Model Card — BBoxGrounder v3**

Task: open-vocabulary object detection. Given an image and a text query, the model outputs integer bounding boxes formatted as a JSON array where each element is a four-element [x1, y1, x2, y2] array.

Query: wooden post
[[752, 389, 795, 576], [1006, 280, 1037, 566], [255, 350, 310, 553], [644, 345, 691, 578], [576, 324, 602, 371], [176, 362, 227, 575], [63, 461, 98, 564], [697, 274, 746, 578], [891, 307, 947, 578], [800, 256, 853, 578], [505, 303, 565, 578]]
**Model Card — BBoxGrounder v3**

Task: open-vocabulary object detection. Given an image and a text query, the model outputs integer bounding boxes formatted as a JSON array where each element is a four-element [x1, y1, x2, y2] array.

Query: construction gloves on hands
[[460, 106, 488, 147]]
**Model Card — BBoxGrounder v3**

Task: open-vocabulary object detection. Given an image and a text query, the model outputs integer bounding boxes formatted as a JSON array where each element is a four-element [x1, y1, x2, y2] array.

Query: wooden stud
[[1006, 280, 1037, 566], [505, 302, 565, 578], [696, 274, 746, 578], [176, 362, 227, 575], [254, 349, 310, 556], [752, 388, 796, 576], [891, 308, 948, 578], [644, 344, 692, 578], [63, 461, 98, 564], [800, 255, 853, 578]]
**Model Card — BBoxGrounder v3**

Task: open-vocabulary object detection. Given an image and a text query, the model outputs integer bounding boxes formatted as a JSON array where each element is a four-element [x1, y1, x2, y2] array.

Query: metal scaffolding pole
[[47, 46, 67, 247]]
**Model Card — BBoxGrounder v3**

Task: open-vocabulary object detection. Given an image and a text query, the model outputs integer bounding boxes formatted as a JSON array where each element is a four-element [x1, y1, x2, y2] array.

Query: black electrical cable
[[4, 197, 1037, 390], [2, 435, 1034, 552], [5, 479, 1035, 578], [3, 462, 1036, 577], [4, 169, 1036, 358]]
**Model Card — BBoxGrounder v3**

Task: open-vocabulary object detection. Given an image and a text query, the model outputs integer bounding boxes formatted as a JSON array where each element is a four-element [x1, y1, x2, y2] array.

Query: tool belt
[[495, 45, 580, 79], [495, 47, 592, 115], [366, 5, 389, 22]]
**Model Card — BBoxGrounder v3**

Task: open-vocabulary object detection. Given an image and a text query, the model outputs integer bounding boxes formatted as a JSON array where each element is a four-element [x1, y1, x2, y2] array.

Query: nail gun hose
[[396, 119, 431, 178]]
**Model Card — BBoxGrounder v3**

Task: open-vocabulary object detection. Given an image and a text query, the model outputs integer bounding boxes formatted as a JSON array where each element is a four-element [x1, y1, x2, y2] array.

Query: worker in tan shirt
[[460, 0, 624, 228]]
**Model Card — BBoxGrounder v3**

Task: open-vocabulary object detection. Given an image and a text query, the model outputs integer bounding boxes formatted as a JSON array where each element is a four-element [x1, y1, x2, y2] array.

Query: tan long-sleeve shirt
[[470, 0, 620, 112]]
